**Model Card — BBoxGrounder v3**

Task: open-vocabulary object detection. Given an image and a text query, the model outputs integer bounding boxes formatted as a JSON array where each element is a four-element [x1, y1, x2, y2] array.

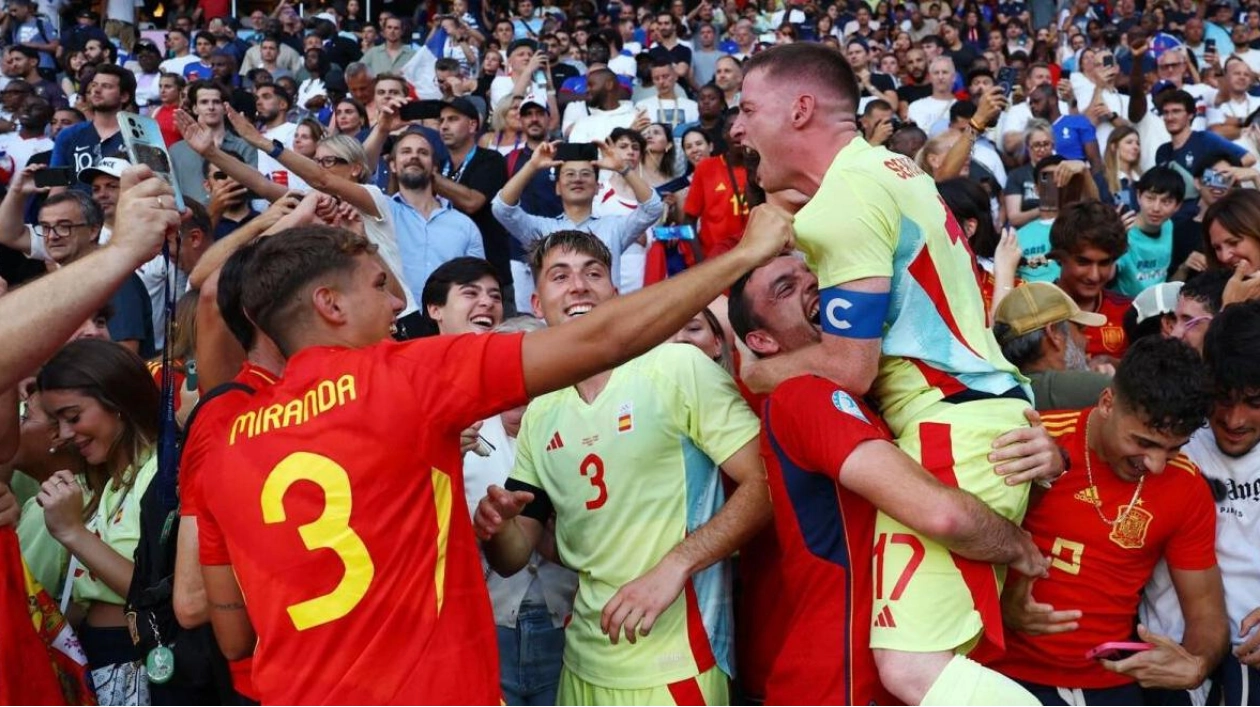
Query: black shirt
[[897, 83, 932, 105], [446, 147, 511, 285]]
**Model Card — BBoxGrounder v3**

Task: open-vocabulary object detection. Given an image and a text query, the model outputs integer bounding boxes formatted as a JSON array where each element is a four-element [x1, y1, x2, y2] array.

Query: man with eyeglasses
[[491, 138, 663, 292], [1167, 268, 1230, 355], [1206, 57, 1260, 142], [1070, 47, 1130, 151], [169, 80, 259, 205], [1155, 48, 1217, 133], [0, 176, 154, 356]]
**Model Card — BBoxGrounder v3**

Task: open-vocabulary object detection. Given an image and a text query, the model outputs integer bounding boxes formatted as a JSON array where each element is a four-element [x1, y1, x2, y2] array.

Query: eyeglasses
[[1158, 61, 1185, 70], [316, 155, 349, 168], [1174, 314, 1213, 334], [35, 221, 89, 238]]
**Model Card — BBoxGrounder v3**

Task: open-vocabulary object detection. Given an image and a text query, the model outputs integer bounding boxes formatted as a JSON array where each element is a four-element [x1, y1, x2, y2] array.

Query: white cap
[[78, 157, 132, 184]]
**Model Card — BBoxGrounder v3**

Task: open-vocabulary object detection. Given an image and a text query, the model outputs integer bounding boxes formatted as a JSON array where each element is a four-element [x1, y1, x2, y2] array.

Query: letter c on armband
[[819, 286, 890, 339]]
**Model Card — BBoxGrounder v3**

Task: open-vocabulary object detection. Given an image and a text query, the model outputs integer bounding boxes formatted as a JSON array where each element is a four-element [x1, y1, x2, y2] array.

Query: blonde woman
[[479, 95, 526, 156], [1101, 126, 1142, 211]]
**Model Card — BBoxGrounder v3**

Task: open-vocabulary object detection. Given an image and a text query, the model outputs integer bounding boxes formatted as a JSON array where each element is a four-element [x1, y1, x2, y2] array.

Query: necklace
[[1084, 411, 1144, 527]]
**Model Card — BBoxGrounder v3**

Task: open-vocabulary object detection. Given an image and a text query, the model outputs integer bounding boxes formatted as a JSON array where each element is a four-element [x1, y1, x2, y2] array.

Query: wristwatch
[[1107, 111, 1119, 123], [267, 139, 285, 159]]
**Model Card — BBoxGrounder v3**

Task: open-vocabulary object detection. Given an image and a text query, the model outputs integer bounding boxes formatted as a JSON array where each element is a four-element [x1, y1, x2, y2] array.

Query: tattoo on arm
[[211, 600, 246, 611]]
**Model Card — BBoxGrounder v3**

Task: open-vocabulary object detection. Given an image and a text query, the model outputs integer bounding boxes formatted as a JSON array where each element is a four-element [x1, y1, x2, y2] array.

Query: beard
[[1064, 334, 1090, 372], [398, 165, 432, 190]]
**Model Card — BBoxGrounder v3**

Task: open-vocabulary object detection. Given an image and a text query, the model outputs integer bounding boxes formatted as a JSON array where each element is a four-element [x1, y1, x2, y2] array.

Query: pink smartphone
[[1086, 641, 1153, 661]]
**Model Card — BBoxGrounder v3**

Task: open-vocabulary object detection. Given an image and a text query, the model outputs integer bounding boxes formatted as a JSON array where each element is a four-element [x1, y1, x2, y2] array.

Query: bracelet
[[267, 139, 285, 159], [617, 165, 633, 177], [968, 118, 987, 133]]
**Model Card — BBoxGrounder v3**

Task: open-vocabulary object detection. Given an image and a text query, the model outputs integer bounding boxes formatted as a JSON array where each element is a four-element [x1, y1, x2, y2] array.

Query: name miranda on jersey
[[228, 375, 358, 444]]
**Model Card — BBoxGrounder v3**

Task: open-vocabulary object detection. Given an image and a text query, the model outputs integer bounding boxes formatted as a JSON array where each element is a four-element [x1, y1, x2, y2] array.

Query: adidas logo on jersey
[[1074, 486, 1101, 506], [545, 432, 564, 451], [873, 604, 897, 628]]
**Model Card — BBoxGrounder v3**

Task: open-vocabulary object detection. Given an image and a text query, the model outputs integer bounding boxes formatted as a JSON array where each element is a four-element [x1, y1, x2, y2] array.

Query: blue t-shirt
[[1155, 130, 1250, 204], [182, 62, 214, 81], [50, 122, 126, 192], [1016, 218, 1061, 283], [1053, 114, 1096, 161], [1115, 221, 1173, 297], [108, 273, 156, 359]]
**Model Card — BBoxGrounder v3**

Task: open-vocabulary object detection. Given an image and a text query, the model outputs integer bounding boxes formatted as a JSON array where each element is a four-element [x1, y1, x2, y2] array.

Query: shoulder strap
[[507, 148, 523, 175], [182, 381, 256, 439]]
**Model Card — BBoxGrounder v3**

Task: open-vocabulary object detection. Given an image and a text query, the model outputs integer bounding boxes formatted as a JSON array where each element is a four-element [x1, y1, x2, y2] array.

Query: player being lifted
[[731, 43, 1040, 704]]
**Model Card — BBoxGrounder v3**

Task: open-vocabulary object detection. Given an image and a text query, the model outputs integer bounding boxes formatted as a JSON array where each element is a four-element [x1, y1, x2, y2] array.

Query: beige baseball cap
[[995, 282, 1108, 343]]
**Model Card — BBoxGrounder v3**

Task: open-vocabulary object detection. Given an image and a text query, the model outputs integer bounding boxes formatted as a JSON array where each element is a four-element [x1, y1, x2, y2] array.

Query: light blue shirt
[[491, 192, 665, 284], [1016, 218, 1061, 283], [1115, 222, 1173, 298], [390, 194, 485, 302]]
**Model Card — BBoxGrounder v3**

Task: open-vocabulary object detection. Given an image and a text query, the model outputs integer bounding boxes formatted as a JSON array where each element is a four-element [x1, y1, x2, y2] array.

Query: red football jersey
[[684, 155, 750, 256], [987, 408, 1216, 689], [198, 334, 528, 704], [179, 361, 278, 701], [1082, 290, 1132, 359], [759, 376, 894, 705]]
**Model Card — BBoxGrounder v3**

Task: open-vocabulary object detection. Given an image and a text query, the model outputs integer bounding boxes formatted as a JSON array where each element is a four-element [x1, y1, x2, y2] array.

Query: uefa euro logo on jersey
[[831, 391, 868, 423], [617, 403, 634, 434]]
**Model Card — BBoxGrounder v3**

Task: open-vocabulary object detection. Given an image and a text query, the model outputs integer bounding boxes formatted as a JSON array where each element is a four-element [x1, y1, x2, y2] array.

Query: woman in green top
[[36, 339, 160, 705]]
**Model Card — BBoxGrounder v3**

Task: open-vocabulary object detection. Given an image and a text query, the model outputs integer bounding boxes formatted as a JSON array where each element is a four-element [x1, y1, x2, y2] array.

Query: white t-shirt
[[1140, 428, 1260, 660], [907, 96, 955, 137], [608, 54, 637, 78], [1072, 76, 1131, 153], [568, 102, 639, 145], [1183, 82, 1220, 132], [634, 95, 699, 129], [159, 54, 199, 76], [134, 253, 189, 350], [1206, 94, 1260, 129], [0, 133, 54, 174], [257, 122, 309, 193], [1235, 48, 1260, 76]]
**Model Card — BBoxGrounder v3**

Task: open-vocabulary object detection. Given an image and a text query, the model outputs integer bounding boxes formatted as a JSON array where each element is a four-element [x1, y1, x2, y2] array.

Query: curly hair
[[1111, 336, 1213, 439]]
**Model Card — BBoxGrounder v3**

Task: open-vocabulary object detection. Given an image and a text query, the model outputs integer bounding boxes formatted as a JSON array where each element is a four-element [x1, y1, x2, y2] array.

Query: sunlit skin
[[670, 313, 723, 362], [530, 248, 618, 326], [428, 276, 504, 335], [1092, 389, 1192, 483], [1208, 221, 1260, 274], [41, 391, 125, 467], [1210, 390, 1260, 458], [1056, 245, 1118, 306]]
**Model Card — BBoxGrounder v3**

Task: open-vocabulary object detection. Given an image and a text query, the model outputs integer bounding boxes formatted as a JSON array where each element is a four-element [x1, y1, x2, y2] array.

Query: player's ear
[[1097, 386, 1115, 418], [311, 284, 348, 325], [744, 329, 780, 358], [530, 290, 544, 319]]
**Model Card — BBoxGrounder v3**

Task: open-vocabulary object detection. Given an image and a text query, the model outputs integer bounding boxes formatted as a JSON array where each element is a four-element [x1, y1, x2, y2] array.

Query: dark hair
[[422, 256, 501, 309], [1157, 88, 1196, 115], [159, 71, 187, 89], [41, 191, 104, 230], [1049, 200, 1128, 259], [336, 96, 369, 126], [195, 30, 216, 46], [187, 79, 224, 115], [182, 199, 212, 238], [1180, 268, 1231, 316], [1202, 189, 1260, 269], [1111, 336, 1213, 439], [527, 230, 613, 283], [743, 43, 859, 114], [862, 98, 893, 116], [1135, 165, 1185, 202], [241, 226, 379, 355], [1203, 300, 1260, 398], [36, 339, 159, 520], [373, 72, 409, 92], [1192, 150, 1243, 178], [937, 177, 1000, 258], [93, 64, 137, 106], [434, 57, 461, 73], [217, 240, 260, 351], [727, 267, 761, 348], [254, 81, 292, 108], [608, 126, 646, 153]]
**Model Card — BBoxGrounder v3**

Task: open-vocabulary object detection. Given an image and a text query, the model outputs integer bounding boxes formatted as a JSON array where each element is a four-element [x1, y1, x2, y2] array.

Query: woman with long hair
[[292, 117, 326, 159], [642, 123, 686, 223], [36, 339, 160, 704], [332, 97, 371, 142], [938, 177, 1022, 317], [1203, 189, 1260, 275], [670, 307, 733, 374], [1100, 126, 1142, 211], [681, 127, 714, 170], [479, 95, 526, 155]]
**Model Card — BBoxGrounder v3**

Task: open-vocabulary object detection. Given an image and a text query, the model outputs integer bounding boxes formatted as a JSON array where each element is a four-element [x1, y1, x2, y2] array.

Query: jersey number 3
[[579, 453, 608, 510], [261, 452, 376, 631]]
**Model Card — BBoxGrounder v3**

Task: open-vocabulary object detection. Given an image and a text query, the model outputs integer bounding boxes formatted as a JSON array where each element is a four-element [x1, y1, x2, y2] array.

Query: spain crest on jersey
[[1109, 504, 1153, 549], [1100, 326, 1125, 353]]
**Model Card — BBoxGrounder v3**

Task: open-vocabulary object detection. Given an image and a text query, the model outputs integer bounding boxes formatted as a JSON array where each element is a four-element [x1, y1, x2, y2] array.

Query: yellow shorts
[[556, 664, 729, 706], [870, 397, 1031, 657]]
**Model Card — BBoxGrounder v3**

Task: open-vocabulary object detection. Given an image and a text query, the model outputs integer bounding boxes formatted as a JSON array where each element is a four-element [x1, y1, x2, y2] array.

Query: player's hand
[[225, 106, 268, 150], [473, 484, 534, 540], [37, 470, 85, 542], [0, 483, 18, 528], [1002, 573, 1081, 635], [255, 191, 303, 231], [460, 421, 485, 455], [1236, 607, 1260, 667], [113, 165, 182, 263], [1224, 261, 1260, 306], [1102, 624, 1205, 689], [601, 554, 689, 645], [735, 203, 795, 267], [990, 408, 1065, 485], [175, 108, 215, 155], [1009, 531, 1050, 579]]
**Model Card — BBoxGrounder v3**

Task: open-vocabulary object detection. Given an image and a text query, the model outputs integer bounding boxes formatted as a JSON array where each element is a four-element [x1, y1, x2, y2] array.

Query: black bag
[[126, 382, 255, 704]]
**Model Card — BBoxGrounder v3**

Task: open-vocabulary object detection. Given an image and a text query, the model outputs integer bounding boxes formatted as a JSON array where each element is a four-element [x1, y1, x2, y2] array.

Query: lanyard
[[724, 155, 748, 217], [445, 145, 477, 182], [155, 235, 181, 513]]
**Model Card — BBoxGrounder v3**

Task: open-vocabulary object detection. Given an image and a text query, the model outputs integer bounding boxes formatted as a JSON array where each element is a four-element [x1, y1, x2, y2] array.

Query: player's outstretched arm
[[0, 166, 179, 392], [601, 438, 771, 645], [843, 438, 1048, 576], [520, 204, 795, 397], [738, 277, 888, 395], [202, 564, 257, 661]]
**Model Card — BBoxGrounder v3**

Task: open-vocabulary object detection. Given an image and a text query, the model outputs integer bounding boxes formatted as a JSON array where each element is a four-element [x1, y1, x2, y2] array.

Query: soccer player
[[992, 337, 1228, 704], [731, 42, 1037, 703], [194, 206, 793, 704], [476, 231, 769, 705], [727, 254, 1057, 704]]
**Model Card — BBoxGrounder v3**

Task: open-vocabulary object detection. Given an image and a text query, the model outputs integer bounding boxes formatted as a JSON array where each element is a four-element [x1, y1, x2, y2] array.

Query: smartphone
[[33, 166, 76, 188], [997, 66, 1019, 97], [554, 142, 600, 162], [1086, 641, 1153, 661], [1101, 54, 1116, 68], [1206, 38, 1217, 53], [1039, 170, 1059, 206], [533, 68, 549, 85], [400, 100, 445, 122], [651, 224, 696, 241], [119, 112, 186, 211]]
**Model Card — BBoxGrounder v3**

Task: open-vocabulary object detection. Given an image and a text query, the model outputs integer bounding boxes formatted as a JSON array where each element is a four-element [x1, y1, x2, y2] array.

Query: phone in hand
[[119, 112, 186, 211], [554, 142, 600, 162], [1101, 54, 1116, 68], [997, 66, 1019, 98], [1206, 38, 1217, 53], [33, 167, 76, 188], [651, 224, 696, 241], [1086, 641, 1153, 661], [1039, 170, 1060, 206], [400, 100, 445, 122]]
